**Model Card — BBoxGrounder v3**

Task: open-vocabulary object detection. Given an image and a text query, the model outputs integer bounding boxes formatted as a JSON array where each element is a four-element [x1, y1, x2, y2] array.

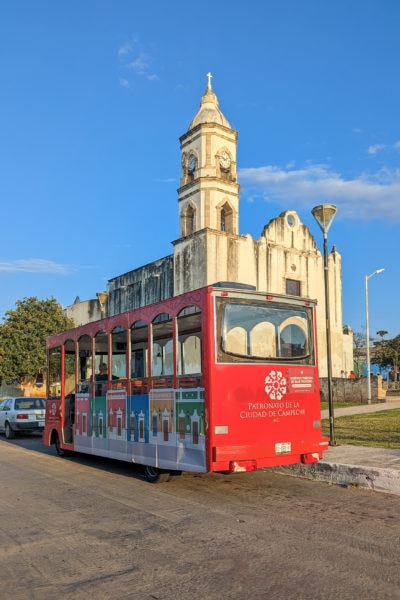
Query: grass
[[320, 401, 363, 411], [322, 409, 400, 449]]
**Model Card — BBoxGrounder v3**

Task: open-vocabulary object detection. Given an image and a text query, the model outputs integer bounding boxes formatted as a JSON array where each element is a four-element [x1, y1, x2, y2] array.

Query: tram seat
[[178, 376, 201, 388], [152, 377, 168, 388], [131, 380, 147, 394], [152, 377, 173, 389]]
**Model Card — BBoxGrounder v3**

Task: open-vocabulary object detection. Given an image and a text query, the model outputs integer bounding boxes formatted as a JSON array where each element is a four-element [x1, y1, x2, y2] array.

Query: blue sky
[[1, 1, 399, 340]]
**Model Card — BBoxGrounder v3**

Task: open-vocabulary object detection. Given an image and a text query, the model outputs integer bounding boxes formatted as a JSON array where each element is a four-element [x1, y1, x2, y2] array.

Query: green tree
[[384, 335, 400, 381], [0, 297, 74, 383], [376, 330, 388, 340], [352, 331, 366, 376], [373, 330, 389, 371]]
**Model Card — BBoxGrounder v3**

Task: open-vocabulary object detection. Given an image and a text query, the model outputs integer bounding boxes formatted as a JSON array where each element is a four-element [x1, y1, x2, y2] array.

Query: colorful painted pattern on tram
[[73, 387, 206, 471]]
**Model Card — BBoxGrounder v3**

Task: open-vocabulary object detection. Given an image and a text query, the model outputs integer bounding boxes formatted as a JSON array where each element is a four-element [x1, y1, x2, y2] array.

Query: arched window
[[221, 208, 226, 232], [250, 322, 276, 357], [182, 203, 196, 236], [278, 316, 309, 358], [151, 312, 173, 388], [94, 329, 108, 397], [130, 319, 149, 394], [219, 201, 234, 233], [63, 338, 76, 443], [177, 305, 202, 388], [48, 346, 62, 398], [64, 339, 76, 396], [78, 334, 92, 392], [225, 326, 247, 354], [111, 325, 127, 389]]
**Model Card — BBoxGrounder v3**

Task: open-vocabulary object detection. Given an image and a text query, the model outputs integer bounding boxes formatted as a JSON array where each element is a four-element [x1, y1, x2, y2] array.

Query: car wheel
[[142, 465, 171, 483], [5, 422, 15, 439]]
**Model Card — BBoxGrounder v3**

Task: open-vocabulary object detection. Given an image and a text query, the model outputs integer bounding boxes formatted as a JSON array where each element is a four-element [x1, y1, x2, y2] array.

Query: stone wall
[[319, 375, 386, 404]]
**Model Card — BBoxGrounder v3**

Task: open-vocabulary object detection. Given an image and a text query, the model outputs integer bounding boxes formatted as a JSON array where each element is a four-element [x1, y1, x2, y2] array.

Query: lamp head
[[366, 268, 385, 281], [312, 204, 337, 233]]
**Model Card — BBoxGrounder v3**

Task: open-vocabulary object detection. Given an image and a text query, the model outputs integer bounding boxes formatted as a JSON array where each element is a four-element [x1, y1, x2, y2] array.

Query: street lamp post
[[365, 269, 384, 404], [312, 204, 337, 446]]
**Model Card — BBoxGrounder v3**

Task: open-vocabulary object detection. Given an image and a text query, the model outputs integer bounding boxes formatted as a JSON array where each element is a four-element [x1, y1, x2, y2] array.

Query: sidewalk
[[273, 400, 400, 497]]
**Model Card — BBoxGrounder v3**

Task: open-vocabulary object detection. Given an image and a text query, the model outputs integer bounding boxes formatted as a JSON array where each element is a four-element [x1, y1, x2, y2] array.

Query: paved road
[[1, 435, 400, 599]]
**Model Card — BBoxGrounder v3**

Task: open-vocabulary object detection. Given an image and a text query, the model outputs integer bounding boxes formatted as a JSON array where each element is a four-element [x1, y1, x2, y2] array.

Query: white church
[[66, 74, 353, 378]]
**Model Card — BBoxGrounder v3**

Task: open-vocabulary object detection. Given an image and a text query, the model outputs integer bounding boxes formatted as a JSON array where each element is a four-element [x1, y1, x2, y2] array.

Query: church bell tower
[[177, 73, 240, 237]]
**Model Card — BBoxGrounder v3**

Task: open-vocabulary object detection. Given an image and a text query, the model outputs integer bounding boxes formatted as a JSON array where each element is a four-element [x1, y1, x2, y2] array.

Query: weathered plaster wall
[[65, 298, 102, 326], [106, 256, 174, 316]]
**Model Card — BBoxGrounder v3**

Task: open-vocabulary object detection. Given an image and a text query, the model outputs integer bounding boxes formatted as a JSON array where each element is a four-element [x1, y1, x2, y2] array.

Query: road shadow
[[0, 433, 152, 481]]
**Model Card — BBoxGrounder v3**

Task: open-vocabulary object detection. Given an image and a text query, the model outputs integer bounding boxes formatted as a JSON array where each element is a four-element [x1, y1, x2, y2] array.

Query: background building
[[67, 75, 353, 377]]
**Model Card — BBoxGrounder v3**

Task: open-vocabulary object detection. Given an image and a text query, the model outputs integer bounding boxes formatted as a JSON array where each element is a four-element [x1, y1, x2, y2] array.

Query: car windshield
[[14, 398, 45, 410]]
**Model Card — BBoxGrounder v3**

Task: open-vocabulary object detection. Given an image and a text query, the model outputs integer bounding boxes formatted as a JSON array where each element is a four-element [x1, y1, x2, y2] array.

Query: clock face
[[219, 151, 231, 170], [188, 154, 197, 173]]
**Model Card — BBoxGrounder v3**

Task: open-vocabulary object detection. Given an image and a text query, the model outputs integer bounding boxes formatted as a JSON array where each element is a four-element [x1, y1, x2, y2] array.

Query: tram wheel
[[55, 434, 66, 457], [142, 465, 171, 483]]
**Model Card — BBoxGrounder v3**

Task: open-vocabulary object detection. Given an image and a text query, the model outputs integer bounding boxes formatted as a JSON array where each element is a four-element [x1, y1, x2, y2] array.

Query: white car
[[0, 397, 46, 439]]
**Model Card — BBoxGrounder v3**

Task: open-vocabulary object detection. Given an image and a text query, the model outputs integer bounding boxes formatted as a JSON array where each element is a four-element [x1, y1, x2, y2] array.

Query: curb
[[272, 461, 400, 496]]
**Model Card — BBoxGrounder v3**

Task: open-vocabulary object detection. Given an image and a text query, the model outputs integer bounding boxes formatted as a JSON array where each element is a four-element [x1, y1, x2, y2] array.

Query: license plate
[[275, 442, 291, 454]]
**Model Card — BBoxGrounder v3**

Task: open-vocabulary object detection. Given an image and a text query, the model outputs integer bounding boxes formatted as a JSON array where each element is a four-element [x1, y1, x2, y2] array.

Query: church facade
[[66, 75, 353, 377]]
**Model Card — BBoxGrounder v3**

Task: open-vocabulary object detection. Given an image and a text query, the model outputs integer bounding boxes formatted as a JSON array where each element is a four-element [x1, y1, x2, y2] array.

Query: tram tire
[[142, 465, 171, 483], [170, 470, 182, 477], [55, 435, 67, 457], [5, 422, 15, 439]]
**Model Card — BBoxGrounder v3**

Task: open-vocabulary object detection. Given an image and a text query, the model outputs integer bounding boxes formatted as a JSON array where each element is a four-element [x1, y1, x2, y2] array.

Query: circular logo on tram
[[51, 402, 57, 416], [264, 370, 287, 401]]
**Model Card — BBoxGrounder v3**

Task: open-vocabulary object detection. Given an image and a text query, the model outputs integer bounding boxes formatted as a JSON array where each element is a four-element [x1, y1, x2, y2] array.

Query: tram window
[[178, 335, 201, 375], [131, 320, 149, 380], [48, 347, 62, 398], [111, 325, 127, 379], [78, 334, 92, 390], [279, 324, 307, 357], [152, 313, 173, 377], [64, 343, 76, 397], [218, 299, 313, 364], [177, 306, 202, 376]]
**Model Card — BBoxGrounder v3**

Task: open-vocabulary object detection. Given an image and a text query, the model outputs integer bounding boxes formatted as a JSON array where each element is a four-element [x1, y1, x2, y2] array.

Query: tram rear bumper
[[301, 452, 320, 464], [213, 441, 326, 471], [227, 453, 320, 472]]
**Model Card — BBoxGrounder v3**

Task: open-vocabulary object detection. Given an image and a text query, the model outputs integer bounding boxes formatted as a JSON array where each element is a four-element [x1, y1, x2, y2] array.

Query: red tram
[[44, 283, 327, 481]]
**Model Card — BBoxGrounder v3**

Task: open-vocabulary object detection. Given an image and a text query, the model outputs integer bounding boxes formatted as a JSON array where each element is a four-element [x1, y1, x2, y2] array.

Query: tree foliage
[[352, 331, 366, 375], [372, 331, 400, 379], [352, 329, 400, 379], [373, 330, 388, 369], [0, 297, 75, 383]]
